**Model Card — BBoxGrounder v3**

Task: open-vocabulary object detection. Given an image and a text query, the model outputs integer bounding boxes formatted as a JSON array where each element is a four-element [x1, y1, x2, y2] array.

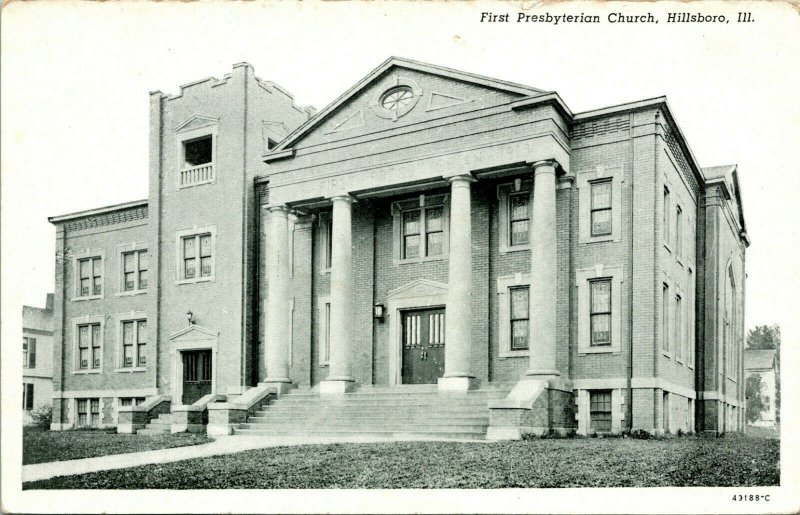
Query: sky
[[3, 2, 800, 512], [2, 1, 799, 332]]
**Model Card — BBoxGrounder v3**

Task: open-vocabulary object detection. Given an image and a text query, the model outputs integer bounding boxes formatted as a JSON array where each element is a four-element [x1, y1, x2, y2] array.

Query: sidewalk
[[22, 434, 479, 483]]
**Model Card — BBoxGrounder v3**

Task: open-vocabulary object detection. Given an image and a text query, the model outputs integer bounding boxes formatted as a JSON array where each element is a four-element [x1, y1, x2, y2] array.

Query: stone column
[[439, 174, 476, 391], [264, 205, 292, 392], [321, 195, 356, 394], [527, 160, 560, 377]]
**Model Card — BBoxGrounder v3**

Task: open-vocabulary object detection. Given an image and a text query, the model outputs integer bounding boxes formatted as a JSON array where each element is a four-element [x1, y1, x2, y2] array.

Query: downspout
[[627, 111, 635, 431]]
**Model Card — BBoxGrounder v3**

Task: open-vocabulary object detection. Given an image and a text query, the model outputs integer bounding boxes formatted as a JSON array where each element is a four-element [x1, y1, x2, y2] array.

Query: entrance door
[[401, 308, 445, 384], [182, 350, 212, 405]]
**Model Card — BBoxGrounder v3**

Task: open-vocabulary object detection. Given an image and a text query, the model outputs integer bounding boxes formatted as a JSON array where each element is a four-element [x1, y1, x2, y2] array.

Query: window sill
[[499, 350, 530, 358], [499, 245, 531, 254], [662, 350, 672, 359], [178, 178, 215, 190], [663, 243, 673, 253], [71, 295, 103, 302], [175, 276, 215, 285], [687, 364, 694, 370], [319, 362, 330, 367], [394, 255, 447, 266], [115, 367, 147, 373], [578, 346, 620, 355], [319, 269, 331, 276], [73, 369, 102, 375], [676, 256, 685, 268], [116, 290, 147, 298]]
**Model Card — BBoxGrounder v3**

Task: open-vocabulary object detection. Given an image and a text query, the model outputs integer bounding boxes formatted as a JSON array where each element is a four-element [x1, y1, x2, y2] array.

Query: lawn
[[24, 435, 779, 489], [22, 426, 212, 465]]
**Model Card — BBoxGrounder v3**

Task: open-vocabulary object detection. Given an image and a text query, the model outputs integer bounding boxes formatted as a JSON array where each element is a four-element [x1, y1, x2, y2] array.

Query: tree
[[745, 375, 765, 424], [746, 324, 781, 423]]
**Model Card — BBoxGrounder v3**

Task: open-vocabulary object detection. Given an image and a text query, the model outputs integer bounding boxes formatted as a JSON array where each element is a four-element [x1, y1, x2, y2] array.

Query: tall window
[[78, 323, 102, 370], [78, 257, 102, 297], [122, 250, 148, 291], [590, 390, 612, 432], [325, 217, 333, 269], [675, 206, 683, 258], [509, 286, 530, 351], [590, 280, 612, 346], [23, 383, 34, 411], [182, 234, 212, 280], [183, 135, 212, 168], [688, 270, 695, 366], [23, 337, 36, 368], [662, 284, 670, 352], [402, 207, 445, 259], [323, 302, 331, 363], [663, 186, 671, 245], [509, 192, 530, 246], [590, 180, 612, 236], [121, 320, 147, 368], [675, 295, 683, 361]]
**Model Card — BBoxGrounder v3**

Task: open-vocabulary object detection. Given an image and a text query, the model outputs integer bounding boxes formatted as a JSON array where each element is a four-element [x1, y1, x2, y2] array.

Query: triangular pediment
[[388, 279, 448, 300], [270, 57, 545, 152], [169, 324, 218, 342], [174, 114, 219, 134]]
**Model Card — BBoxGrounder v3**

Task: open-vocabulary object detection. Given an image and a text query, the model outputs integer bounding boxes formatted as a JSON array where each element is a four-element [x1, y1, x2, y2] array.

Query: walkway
[[22, 434, 481, 483]]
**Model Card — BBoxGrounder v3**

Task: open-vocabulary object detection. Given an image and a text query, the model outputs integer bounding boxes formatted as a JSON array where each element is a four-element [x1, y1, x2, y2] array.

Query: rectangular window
[[675, 295, 683, 361], [663, 187, 671, 246], [122, 249, 148, 291], [509, 286, 530, 351], [590, 180, 612, 236], [78, 323, 101, 370], [90, 398, 100, 427], [589, 390, 612, 432], [121, 319, 147, 368], [662, 284, 670, 352], [425, 207, 444, 257], [78, 257, 102, 297], [324, 302, 331, 363], [590, 280, 612, 346], [23, 337, 36, 368], [675, 206, 683, 258], [23, 383, 34, 410], [77, 399, 88, 426], [688, 270, 694, 366], [183, 135, 213, 168], [509, 192, 530, 246], [325, 216, 333, 269], [181, 234, 212, 280], [120, 397, 146, 407], [402, 210, 421, 259]]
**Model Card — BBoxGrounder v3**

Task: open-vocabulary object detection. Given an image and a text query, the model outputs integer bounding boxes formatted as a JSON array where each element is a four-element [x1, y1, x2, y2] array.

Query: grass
[[22, 426, 212, 465], [24, 435, 779, 489]]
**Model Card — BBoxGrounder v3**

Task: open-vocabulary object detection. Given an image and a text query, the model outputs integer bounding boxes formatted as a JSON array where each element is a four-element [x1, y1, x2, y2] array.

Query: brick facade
[[48, 58, 748, 435]]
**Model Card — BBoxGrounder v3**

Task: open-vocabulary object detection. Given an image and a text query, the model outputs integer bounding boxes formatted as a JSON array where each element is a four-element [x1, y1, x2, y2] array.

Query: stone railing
[[179, 164, 214, 187], [171, 393, 227, 433], [206, 384, 278, 436], [117, 395, 171, 434]]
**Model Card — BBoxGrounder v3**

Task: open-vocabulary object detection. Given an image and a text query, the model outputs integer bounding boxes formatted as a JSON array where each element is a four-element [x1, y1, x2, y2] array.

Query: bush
[[629, 429, 653, 440], [30, 405, 52, 430]]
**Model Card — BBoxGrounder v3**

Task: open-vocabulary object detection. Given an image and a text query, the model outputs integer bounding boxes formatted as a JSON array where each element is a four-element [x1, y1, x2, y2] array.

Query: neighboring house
[[745, 349, 778, 427], [23, 294, 55, 424], [48, 58, 748, 437]]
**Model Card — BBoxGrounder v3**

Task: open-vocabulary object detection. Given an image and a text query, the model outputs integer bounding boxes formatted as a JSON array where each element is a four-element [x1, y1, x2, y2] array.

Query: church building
[[48, 58, 749, 438]]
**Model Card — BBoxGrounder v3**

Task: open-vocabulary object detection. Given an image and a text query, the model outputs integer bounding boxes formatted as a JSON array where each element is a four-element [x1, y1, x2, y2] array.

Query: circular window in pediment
[[381, 86, 414, 112], [372, 77, 422, 121]]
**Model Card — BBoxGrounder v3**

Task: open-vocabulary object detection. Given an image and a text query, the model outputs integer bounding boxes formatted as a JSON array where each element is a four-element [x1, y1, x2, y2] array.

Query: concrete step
[[269, 398, 501, 408], [239, 421, 488, 431], [249, 413, 489, 423], [137, 427, 170, 435], [279, 391, 508, 401], [231, 427, 487, 440]]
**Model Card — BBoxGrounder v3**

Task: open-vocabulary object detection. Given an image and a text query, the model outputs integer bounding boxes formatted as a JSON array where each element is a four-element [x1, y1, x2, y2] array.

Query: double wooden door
[[401, 308, 445, 384], [182, 350, 212, 405]]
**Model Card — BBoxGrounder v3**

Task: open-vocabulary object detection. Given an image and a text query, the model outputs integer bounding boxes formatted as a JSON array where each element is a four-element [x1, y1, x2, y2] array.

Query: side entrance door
[[182, 349, 212, 405], [401, 308, 445, 384]]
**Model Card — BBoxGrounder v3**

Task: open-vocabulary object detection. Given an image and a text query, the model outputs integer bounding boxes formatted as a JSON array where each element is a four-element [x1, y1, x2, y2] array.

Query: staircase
[[232, 384, 512, 440], [137, 413, 173, 435]]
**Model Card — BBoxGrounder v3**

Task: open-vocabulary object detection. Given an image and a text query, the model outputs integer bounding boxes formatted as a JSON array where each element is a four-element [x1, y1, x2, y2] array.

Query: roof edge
[[49, 199, 148, 224]]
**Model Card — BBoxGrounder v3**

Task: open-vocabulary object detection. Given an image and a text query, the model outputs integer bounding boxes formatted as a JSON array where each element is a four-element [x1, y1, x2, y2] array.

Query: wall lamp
[[373, 303, 385, 321], [186, 310, 195, 325]]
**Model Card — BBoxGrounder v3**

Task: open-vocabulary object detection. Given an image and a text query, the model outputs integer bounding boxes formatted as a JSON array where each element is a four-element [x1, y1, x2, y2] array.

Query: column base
[[437, 376, 477, 392], [261, 380, 293, 394], [320, 379, 355, 395]]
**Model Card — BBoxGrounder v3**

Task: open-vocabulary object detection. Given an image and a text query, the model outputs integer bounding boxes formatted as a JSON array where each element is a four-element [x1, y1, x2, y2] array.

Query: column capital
[[330, 195, 355, 205], [267, 204, 290, 216], [530, 159, 561, 176], [446, 174, 477, 186]]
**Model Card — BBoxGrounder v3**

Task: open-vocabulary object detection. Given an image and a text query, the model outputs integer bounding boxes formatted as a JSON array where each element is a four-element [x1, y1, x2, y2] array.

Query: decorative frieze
[[64, 206, 148, 233], [572, 116, 630, 140]]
